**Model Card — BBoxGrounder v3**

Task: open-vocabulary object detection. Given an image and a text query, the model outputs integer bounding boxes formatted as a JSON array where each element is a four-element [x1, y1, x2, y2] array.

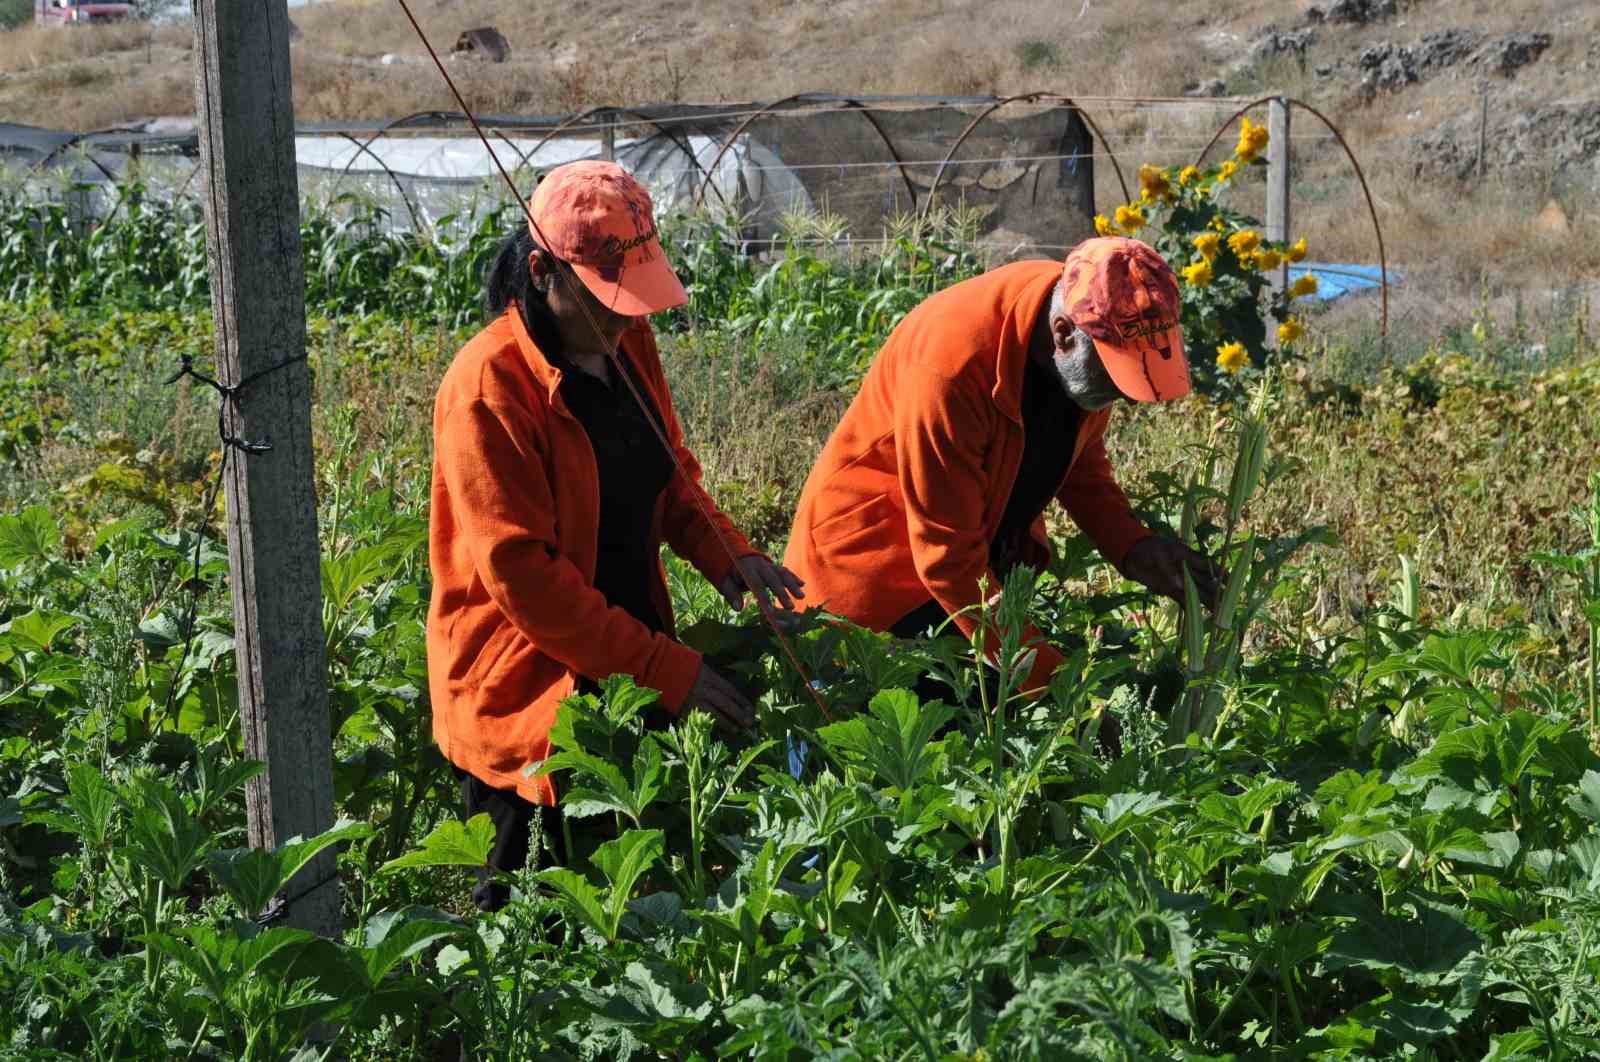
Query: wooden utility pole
[[1266, 96, 1291, 294], [193, 0, 339, 936]]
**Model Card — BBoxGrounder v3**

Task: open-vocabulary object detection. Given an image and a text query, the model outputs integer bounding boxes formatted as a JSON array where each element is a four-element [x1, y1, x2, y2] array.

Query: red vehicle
[[33, 0, 133, 25]]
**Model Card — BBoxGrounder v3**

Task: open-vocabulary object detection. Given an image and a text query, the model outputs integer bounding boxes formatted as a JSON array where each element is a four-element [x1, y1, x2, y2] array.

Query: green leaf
[[817, 687, 955, 792], [145, 929, 227, 1003], [1367, 999, 1459, 1044], [534, 867, 610, 938], [1567, 770, 1600, 824], [532, 748, 639, 821], [1483, 1028, 1548, 1060], [362, 908, 466, 982], [626, 891, 684, 929], [62, 763, 117, 847], [380, 813, 495, 874], [1325, 902, 1480, 985], [125, 778, 211, 892], [207, 818, 370, 919], [232, 925, 318, 979], [0, 506, 60, 568], [1447, 830, 1519, 870], [192, 746, 264, 823], [593, 829, 666, 939], [2, 610, 78, 654], [321, 543, 401, 613], [597, 673, 664, 728], [91, 516, 146, 552]]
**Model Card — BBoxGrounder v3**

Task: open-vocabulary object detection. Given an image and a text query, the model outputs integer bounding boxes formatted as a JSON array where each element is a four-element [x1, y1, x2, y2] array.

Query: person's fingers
[[705, 686, 754, 732], [705, 696, 749, 732], [760, 565, 794, 611], [780, 566, 806, 599], [747, 569, 778, 613], [698, 667, 755, 728]]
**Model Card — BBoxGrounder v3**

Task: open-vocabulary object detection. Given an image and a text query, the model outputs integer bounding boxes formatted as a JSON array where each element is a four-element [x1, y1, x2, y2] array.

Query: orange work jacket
[[783, 260, 1152, 691], [427, 307, 755, 804]]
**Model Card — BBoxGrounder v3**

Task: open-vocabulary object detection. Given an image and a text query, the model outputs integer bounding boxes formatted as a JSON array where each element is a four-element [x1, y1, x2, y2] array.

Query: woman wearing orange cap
[[427, 160, 803, 909]]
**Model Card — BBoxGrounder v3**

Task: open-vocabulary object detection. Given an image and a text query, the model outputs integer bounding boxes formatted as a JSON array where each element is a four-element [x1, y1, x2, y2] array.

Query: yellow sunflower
[[1139, 163, 1173, 203], [1216, 341, 1248, 374], [1235, 116, 1269, 163], [1227, 229, 1261, 257], [1182, 260, 1214, 287]]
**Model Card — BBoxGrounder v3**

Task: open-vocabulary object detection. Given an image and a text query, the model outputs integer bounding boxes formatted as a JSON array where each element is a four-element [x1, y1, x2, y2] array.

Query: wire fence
[[0, 91, 1370, 255], [6, 86, 1588, 268]]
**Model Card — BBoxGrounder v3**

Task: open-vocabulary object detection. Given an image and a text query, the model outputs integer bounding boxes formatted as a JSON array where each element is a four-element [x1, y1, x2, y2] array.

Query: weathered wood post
[[600, 108, 617, 162], [1477, 92, 1489, 181], [1266, 96, 1291, 294], [192, 0, 339, 936]]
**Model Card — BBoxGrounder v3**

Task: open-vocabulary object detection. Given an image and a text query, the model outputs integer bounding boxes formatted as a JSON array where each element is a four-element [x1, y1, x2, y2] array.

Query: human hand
[[1119, 535, 1227, 612], [686, 662, 756, 734], [717, 554, 806, 613]]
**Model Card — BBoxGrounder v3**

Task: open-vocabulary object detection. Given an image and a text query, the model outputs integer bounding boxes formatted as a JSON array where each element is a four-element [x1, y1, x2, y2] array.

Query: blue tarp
[[1289, 262, 1398, 302]]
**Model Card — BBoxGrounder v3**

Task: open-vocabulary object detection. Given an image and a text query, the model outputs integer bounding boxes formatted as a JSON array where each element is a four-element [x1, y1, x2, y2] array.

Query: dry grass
[[0, 18, 182, 71]]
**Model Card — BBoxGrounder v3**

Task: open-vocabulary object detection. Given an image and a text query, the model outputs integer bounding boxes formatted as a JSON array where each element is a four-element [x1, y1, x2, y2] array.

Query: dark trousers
[[454, 767, 565, 912]]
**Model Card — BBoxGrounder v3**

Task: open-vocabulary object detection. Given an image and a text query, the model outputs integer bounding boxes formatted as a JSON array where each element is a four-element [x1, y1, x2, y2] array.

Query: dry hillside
[[2, 0, 1597, 343]]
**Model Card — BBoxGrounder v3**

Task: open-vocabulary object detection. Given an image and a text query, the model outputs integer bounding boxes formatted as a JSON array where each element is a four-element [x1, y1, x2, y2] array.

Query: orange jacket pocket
[[810, 492, 897, 550], [458, 620, 522, 689]]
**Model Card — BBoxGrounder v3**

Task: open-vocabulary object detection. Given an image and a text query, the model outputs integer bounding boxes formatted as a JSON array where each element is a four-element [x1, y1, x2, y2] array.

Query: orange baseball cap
[[1061, 236, 1190, 402], [527, 160, 687, 316]]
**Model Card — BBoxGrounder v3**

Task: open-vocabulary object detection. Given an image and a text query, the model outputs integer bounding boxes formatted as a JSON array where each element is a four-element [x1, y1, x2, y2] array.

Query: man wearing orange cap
[[429, 161, 803, 908], [784, 236, 1220, 697]]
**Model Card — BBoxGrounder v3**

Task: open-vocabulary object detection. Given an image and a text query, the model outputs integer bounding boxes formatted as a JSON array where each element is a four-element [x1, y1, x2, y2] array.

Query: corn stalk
[[1168, 379, 1270, 747]]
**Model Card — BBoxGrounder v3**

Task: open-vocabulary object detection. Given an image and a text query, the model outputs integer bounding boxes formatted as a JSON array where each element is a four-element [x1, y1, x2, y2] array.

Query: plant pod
[[1179, 482, 1199, 546], [1394, 553, 1420, 624], [1225, 419, 1266, 526], [1182, 567, 1206, 675], [1355, 707, 1383, 752], [1214, 538, 1254, 631], [1246, 421, 1267, 500], [1047, 800, 1071, 844]]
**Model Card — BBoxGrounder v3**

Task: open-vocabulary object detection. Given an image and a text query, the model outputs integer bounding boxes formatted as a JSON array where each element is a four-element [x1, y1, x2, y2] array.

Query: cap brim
[[1096, 326, 1192, 403], [569, 239, 688, 317]]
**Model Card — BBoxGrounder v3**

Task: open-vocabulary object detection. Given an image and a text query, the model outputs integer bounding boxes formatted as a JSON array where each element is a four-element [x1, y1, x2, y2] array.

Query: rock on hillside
[[1222, 8, 1598, 191]]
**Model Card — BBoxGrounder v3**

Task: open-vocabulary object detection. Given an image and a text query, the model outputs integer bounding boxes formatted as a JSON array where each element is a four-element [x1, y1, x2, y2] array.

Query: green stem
[[1279, 962, 1304, 1038], [1201, 946, 1268, 1043]]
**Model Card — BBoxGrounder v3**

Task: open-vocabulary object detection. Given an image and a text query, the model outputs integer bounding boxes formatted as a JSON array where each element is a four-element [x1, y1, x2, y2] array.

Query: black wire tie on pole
[[159, 350, 308, 716], [255, 868, 340, 927]]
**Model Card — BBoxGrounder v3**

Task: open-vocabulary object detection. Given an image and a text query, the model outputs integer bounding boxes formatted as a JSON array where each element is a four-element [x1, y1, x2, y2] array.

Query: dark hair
[[484, 227, 565, 356]]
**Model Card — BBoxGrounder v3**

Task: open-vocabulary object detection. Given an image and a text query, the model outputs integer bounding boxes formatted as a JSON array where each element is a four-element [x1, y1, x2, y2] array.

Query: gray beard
[[1052, 328, 1120, 411]]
